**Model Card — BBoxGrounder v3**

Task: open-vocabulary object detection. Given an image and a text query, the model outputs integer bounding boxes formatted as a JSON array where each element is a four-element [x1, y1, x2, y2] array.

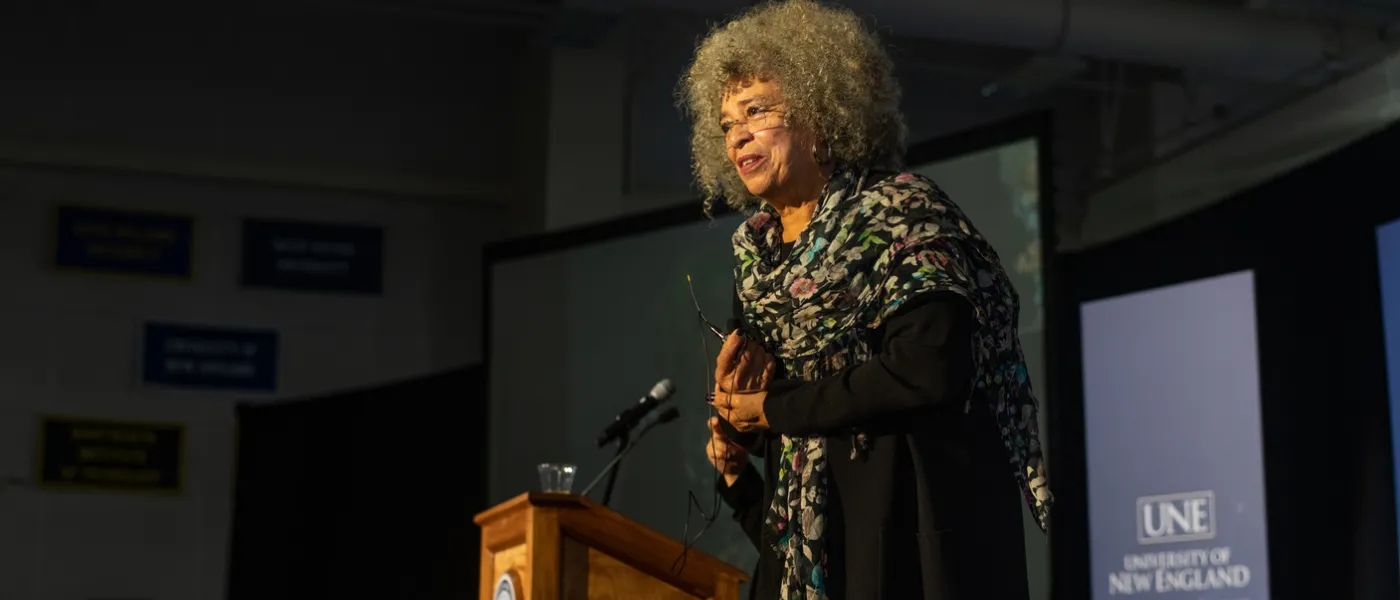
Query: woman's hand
[[706, 417, 749, 487], [711, 385, 770, 432], [715, 331, 776, 393]]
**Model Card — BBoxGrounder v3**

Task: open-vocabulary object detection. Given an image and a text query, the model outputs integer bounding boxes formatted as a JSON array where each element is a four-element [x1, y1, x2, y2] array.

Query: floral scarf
[[733, 167, 1052, 600]]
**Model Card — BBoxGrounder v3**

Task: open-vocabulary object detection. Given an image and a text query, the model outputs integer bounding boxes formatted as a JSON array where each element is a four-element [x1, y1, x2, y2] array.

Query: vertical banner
[[240, 218, 384, 294], [1376, 218, 1400, 552], [1081, 271, 1270, 598], [53, 206, 194, 278], [143, 322, 279, 392]]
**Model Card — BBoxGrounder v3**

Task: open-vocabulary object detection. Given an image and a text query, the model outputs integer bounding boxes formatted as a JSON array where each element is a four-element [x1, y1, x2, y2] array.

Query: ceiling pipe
[[565, 0, 1384, 80], [872, 0, 1383, 80], [327, 3, 551, 27]]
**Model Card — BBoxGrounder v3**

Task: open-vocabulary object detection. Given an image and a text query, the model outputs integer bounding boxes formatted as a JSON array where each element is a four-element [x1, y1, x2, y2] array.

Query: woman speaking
[[682, 2, 1052, 599]]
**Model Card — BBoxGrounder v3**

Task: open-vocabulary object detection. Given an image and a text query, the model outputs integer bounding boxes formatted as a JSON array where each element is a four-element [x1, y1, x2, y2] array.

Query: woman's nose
[[727, 127, 753, 149]]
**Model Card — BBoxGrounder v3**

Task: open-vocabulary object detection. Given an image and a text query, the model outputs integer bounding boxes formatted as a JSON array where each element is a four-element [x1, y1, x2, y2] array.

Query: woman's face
[[720, 78, 822, 206]]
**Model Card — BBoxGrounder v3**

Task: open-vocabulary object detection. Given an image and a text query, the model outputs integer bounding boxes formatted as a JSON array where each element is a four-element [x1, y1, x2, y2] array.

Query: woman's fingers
[[744, 339, 763, 359], [705, 418, 745, 473], [709, 387, 732, 411], [734, 352, 753, 385], [714, 332, 744, 383], [707, 440, 740, 468]]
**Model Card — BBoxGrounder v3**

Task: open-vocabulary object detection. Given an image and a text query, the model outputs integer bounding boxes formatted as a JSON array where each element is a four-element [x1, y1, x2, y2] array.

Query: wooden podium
[[474, 492, 748, 600]]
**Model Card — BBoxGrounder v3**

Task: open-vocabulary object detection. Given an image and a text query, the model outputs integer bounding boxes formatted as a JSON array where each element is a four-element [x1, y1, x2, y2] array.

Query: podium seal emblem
[[494, 571, 520, 600]]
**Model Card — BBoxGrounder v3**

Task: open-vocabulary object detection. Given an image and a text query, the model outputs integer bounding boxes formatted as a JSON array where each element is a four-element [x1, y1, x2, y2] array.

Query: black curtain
[[1050, 122, 1400, 599], [226, 365, 488, 600]]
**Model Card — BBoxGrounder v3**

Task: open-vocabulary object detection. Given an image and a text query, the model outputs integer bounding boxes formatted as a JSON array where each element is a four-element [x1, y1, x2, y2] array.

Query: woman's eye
[[746, 106, 762, 117]]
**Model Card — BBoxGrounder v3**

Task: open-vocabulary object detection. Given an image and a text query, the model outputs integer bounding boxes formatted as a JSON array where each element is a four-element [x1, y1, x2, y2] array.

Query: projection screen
[[487, 131, 1050, 594]]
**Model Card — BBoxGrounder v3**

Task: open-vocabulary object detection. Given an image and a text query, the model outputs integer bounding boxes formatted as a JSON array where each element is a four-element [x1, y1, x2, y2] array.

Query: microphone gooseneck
[[595, 379, 676, 448], [581, 405, 681, 501]]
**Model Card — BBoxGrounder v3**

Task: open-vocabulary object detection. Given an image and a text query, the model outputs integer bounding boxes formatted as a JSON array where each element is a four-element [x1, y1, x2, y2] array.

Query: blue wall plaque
[[54, 206, 193, 278], [241, 218, 383, 294], [143, 322, 278, 392]]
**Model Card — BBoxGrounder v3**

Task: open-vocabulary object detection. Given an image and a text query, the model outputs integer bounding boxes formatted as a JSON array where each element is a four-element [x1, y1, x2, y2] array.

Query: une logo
[[1136, 490, 1216, 545]]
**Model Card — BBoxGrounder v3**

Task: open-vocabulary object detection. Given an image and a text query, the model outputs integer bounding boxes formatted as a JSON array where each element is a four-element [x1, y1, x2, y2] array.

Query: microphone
[[596, 379, 676, 448], [654, 405, 681, 425], [581, 406, 681, 500], [627, 405, 681, 436]]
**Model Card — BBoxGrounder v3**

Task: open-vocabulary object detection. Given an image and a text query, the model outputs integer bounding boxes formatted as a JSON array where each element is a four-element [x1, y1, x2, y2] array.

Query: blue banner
[[1377, 218, 1400, 557], [143, 323, 278, 392], [1080, 271, 1270, 599], [54, 206, 193, 278], [240, 219, 383, 294]]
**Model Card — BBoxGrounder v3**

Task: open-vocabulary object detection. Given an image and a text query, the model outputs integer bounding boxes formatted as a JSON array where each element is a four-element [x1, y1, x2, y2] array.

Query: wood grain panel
[[712, 573, 742, 600], [527, 507, 561, 600], [560, 536, 590, 600], [474, 493, 747, 600], [494, 546, 529, 597], [484, 508, 528, 550], [555, 502, 745, 598], [587, 547, 696, 600]]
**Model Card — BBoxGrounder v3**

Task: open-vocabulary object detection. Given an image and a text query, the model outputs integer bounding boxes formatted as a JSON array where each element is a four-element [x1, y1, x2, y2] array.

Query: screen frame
[[480, 109, 1063, 588]]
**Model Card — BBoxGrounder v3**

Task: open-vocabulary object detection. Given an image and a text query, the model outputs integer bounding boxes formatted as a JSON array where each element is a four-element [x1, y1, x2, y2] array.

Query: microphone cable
[[673, 333, 740, 576], [673, 276, 744, 575]]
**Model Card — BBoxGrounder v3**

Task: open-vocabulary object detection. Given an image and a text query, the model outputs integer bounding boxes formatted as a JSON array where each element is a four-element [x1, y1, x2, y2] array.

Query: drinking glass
[[537, 463, 577, 493]]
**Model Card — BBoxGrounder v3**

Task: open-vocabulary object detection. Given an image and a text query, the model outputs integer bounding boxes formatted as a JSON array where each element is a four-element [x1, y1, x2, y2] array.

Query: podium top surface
[[473, 492, 588, 525], [474, 492, 749, 583]]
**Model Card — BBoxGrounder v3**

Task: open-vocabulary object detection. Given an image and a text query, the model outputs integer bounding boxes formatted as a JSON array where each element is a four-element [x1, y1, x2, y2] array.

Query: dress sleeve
[[762, 292, 977, 437], [713, 464, 765, 550]]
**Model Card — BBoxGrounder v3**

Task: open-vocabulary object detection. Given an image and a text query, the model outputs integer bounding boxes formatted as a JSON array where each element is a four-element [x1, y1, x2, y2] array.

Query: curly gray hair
[[678, 0, 907, 213]]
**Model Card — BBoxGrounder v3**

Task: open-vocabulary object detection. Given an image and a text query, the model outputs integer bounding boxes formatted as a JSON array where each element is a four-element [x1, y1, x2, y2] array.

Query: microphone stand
[[600, 431, 629, 507], [581, 412, 671, 506]]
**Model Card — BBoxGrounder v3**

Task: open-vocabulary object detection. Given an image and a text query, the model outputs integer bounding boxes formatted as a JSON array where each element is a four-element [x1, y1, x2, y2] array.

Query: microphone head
[[657, 406, 681, 423], [651, 379, 676, 402]]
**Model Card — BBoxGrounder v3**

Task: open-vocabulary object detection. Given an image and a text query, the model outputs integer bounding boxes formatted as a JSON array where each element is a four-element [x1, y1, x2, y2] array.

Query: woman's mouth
[[737, 155, 765, 174]]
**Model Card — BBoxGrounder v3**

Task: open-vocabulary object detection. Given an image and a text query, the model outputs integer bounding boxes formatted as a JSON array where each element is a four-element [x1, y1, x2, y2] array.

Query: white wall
[[0, 7, 535, 595], [0, 166, 498, 600]]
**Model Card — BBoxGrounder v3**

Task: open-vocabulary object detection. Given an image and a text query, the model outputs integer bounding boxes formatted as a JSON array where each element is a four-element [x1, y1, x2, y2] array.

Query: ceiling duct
[[566, 0, 1383, 79]]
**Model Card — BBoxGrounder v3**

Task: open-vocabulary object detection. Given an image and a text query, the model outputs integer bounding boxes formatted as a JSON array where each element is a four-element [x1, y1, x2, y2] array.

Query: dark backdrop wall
[[227, 366, 487, 600], [1050, 120, 1400, 599]]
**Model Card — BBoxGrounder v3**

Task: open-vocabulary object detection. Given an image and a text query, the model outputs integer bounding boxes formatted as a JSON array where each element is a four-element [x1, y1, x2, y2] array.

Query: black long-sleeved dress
[[718, 275, 1031, 600]]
